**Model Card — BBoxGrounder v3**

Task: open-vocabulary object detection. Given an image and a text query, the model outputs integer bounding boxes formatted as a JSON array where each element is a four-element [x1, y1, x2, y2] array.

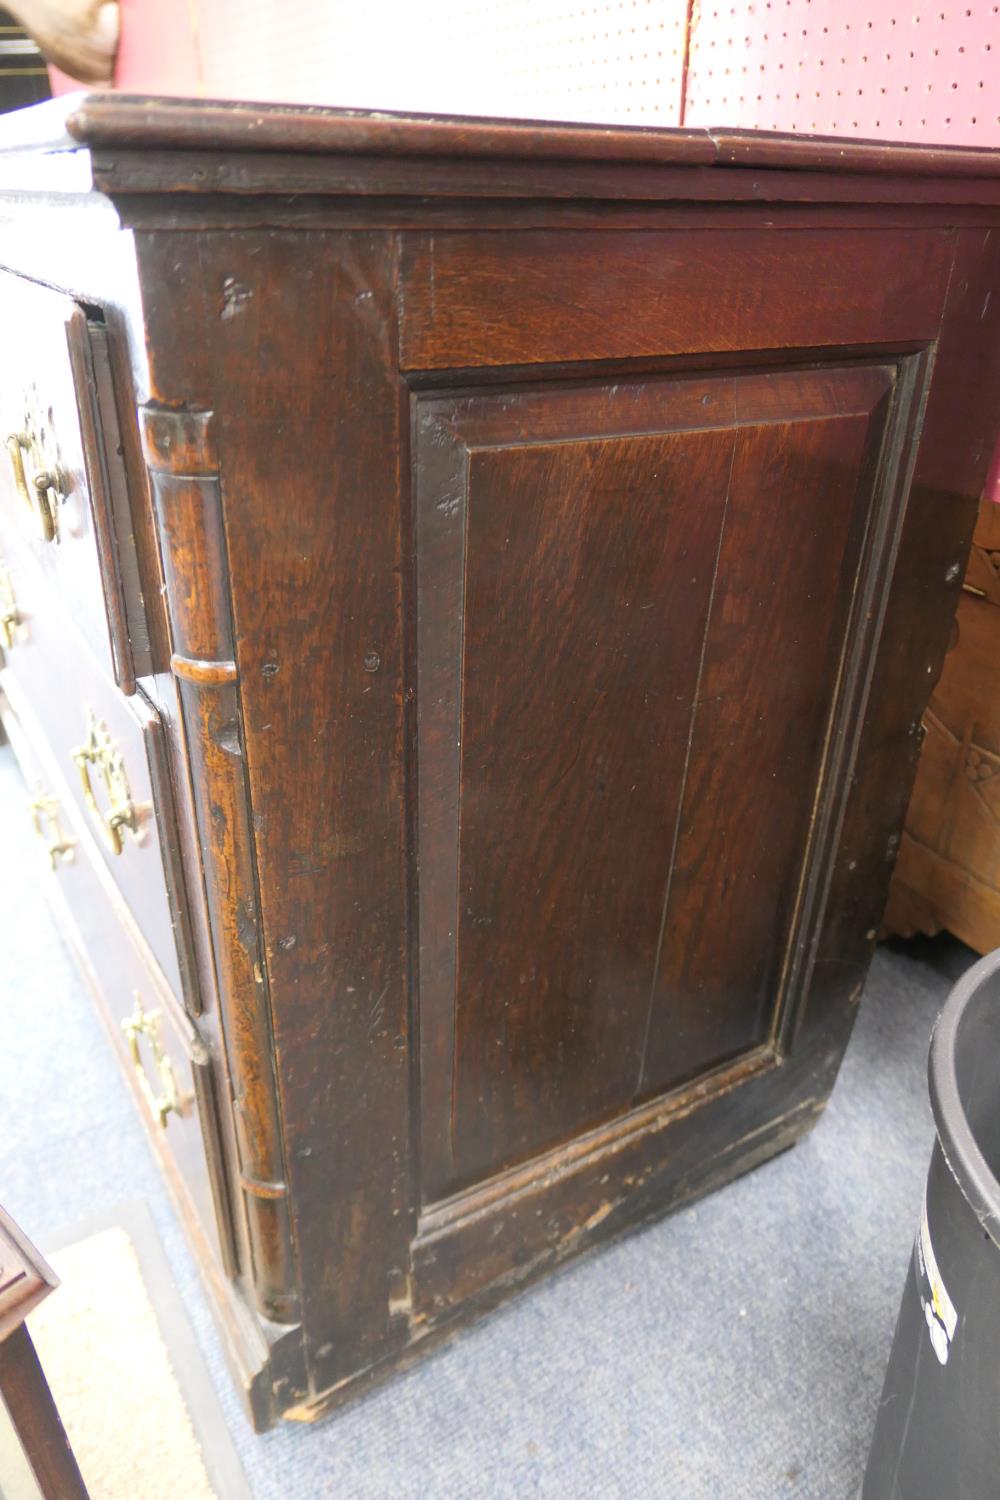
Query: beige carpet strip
[[28, 1225, 218, 1500]]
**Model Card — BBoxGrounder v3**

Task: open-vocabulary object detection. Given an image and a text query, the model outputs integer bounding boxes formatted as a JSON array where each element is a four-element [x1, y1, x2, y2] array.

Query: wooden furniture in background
[[884, 500, 1000, 953], [0, 1207, 90, 1500], [0, 97, 999, 1428]]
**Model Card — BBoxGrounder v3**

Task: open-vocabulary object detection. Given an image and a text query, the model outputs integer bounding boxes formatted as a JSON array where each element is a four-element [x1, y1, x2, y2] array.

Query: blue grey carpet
[[0, 741, 969, 1498]]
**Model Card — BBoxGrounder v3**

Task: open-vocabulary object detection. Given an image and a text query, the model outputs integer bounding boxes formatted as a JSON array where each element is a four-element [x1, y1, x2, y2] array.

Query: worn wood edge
[[44, 94, 1000, 180], [417, 1044, 777, 1241], [284, 1093, 822, 1426], [63, 94, 717, 163], [5, 98, 1000, 209], [709, 128, 1000, 178], [0, 1209, 57, 1343]]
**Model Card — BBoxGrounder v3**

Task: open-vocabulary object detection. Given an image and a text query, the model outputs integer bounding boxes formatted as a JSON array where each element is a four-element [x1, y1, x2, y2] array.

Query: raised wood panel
[[400, 229, 953, 371], [640, 412, 879, 1095], [432, 428, 734, 1195], [415, 361, 895, 1202]]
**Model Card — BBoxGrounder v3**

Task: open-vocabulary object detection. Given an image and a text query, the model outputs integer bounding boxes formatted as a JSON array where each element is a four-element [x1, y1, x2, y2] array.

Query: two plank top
[[0, 90, 997, 179]]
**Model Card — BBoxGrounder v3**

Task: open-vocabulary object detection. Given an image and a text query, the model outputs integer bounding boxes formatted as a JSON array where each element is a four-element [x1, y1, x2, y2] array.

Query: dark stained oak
[[140, 406, 299, 1327], [0, 96, 998, 1428], [442, 428, 734, 1190], [415, 365, 894, 1196], [642, 407, 885, 1092], [54, 94, 1000, 179], [399, 229, 953, 370]]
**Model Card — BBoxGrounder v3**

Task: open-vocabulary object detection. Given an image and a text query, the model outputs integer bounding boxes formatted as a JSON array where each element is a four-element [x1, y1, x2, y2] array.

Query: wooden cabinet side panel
[[137, 230, 414, 1391], [125, 211, 1000, 1415]]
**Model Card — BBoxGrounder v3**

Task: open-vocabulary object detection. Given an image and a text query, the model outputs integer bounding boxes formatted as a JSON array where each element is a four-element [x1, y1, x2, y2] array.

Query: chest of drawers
[[2, 95, 1000, 1428]]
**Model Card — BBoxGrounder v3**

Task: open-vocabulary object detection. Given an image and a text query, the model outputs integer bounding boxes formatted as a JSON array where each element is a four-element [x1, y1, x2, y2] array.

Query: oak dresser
[[1, 95, 999, 1429]]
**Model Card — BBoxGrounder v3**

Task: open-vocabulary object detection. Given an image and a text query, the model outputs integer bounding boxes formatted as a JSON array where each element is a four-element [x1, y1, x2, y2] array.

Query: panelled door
[[412, 357, 901, 1224]]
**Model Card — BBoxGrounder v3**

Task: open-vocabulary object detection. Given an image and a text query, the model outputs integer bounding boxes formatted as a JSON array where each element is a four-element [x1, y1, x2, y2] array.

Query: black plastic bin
[[864, 946, 1000, 1499]]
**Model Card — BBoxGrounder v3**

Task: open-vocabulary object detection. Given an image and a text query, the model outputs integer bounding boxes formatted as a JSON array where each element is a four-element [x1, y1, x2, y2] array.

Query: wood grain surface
[[399, 229, 952, 369], [0, 97, 997, 1428]]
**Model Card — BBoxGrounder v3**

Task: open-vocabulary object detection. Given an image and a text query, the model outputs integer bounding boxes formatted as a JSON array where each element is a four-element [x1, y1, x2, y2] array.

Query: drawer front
[[0, 537, 192, 1005], [0, 271, 137, 690], [0, 696, 237, 1281]]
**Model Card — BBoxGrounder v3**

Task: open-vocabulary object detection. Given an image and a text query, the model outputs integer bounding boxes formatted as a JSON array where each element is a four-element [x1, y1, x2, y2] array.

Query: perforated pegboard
[[684, 0, 1000, 144], [52, 0, 1000, 148], [91, 0, 689, 125]]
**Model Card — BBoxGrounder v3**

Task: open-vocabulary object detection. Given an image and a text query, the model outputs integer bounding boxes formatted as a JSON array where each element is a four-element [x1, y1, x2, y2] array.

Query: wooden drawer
[[0, 271, 142, 692], [0, 693, 237, 1282], [0, 536, 195, 1008]]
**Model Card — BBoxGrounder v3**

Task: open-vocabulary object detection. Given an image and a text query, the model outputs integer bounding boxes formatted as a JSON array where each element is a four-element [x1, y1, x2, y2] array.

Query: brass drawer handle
[[28, 788, 76, 869], [6, 432, 58, 543], [0, 558, 19, 648], [71, 709, 137, 856], [121, 994, 179, 1129]]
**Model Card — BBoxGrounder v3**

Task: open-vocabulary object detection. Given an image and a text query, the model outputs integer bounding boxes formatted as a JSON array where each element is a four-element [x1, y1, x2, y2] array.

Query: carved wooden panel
[[414, 361, 898, 1202]]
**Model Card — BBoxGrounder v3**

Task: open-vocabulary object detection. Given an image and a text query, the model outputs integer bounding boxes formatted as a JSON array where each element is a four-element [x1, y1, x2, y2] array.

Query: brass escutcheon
[[121, 994, 179, 1129], [28, 788, 76, 869], [71, 709, 138, 856]]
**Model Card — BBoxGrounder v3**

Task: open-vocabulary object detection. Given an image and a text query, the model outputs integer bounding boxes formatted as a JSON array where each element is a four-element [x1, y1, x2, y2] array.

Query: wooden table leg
[[0, 1323, 89, 1500]]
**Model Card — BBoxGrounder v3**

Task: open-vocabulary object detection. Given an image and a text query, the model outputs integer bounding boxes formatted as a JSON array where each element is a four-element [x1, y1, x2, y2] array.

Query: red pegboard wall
[[49, 0, 1000, 150], [54, 0, 690, 125], [684, 0, 1000, 144]]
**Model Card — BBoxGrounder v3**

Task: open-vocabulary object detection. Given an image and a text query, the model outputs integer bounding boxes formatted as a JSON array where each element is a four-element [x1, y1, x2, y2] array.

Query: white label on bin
[[916, 1192, 957, 1366]]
